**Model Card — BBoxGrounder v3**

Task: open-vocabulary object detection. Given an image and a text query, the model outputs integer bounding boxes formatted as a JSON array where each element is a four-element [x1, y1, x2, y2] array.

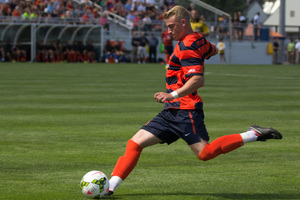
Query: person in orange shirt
[[161, 29, 173, 67], [106, 6, 282, 196], [12, 6, 22, 20]]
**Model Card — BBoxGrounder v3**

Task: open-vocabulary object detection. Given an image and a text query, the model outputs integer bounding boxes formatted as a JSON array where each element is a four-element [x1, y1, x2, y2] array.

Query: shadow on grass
[[110, 192, 300, 199]]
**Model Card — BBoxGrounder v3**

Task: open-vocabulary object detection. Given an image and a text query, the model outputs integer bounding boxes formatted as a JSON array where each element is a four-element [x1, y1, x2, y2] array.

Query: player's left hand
[[154, 92, 174, 103]]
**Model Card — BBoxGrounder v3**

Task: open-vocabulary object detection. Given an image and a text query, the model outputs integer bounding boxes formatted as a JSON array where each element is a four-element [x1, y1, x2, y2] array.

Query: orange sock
[[111, 139, 142, 180], [199, 134, 244, 161]]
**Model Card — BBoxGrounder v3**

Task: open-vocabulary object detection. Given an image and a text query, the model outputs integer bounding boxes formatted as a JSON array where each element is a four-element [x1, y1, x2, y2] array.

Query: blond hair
[[163, 5, 190, 21]]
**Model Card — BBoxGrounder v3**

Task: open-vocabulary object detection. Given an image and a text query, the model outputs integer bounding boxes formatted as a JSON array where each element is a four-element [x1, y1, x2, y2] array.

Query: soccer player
[[161, 28, 173, 68], [106, 5, 282, 196]]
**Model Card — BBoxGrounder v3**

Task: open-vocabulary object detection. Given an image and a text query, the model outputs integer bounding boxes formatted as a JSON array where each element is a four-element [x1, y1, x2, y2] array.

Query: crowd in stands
[[1, 0, 298, 64], [0, 0, 177, 63], [0, 0, 176, 28]]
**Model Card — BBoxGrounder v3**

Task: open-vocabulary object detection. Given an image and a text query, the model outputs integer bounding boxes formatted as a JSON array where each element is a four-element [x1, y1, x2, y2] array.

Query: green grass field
[[0, 63, 299, 200]]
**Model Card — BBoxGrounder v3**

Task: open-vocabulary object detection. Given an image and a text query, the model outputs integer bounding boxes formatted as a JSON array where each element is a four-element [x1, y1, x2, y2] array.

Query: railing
[[2, 15, 298, 44]]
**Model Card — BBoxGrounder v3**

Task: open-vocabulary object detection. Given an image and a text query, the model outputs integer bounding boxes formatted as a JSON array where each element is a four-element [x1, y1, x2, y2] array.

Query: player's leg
[[190, 125, 282, 161], [108, 129, 162, 195]]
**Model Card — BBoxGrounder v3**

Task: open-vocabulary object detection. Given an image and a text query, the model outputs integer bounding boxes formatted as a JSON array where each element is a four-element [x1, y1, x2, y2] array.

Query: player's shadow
[[111, 192, 300, 199]]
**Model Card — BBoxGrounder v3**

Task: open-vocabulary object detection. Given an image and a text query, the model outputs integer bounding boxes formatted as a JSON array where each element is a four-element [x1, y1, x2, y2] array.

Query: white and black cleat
[[248, 125, 282, 141]]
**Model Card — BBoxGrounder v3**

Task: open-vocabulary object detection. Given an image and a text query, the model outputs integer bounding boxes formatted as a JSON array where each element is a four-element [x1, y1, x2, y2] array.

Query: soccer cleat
[[105, 190, 114, 197], [248, 125, 282, 141]]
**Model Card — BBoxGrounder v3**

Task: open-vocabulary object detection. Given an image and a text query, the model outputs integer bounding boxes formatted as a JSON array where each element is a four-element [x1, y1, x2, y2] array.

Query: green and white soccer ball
[[80, 170, 109, 199]]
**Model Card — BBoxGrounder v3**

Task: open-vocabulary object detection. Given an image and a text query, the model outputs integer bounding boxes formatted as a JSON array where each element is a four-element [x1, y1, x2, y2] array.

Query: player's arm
[[175, 75, 203, 97], [154, 75, 203, 103]]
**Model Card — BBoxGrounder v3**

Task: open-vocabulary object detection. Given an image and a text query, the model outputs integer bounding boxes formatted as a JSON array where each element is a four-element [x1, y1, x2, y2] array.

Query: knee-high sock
[[199, 134, 244, 161], [111, 139, 142, 180]]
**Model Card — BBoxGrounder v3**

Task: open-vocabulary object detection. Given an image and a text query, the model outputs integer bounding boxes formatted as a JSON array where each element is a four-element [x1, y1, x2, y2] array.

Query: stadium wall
[[0, 23, 274, 65]]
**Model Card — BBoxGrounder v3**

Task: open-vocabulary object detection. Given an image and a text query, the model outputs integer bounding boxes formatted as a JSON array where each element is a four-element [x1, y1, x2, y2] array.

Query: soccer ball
[[80, 170, 109, 199]]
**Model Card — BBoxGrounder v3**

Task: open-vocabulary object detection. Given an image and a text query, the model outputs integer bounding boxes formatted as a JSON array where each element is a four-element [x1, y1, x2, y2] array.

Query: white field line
[[204, 72, 298, 80]]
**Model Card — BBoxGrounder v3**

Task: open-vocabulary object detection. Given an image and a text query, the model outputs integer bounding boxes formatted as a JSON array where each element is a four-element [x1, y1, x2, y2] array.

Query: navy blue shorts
[[141, 109, 209, 145]]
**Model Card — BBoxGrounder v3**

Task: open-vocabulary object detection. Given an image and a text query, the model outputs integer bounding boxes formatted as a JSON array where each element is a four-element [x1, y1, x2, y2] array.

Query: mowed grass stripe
[[0, 63, 299, 200]]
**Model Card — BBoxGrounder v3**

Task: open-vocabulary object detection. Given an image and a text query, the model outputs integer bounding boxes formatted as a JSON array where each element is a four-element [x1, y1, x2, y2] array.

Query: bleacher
[[0, 0, 287, 64]]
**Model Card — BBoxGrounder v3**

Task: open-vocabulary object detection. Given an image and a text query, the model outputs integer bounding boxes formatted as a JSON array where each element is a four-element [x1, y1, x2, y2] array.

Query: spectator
[[13, 41, 27, 62], [9, 0, 17, 12], [136, 1, 146, 16], [187, 2, 195, 12], [161, 28, 173, 67], [106, 0, 115, 12], [92, 7, 100, 19], [12, 5, 22, 21], [148, 33, 158, 63], [142, 14, 152, 31], [64, 40, 75, 62], [115, 0, 125, 17], [2, 2, 11, 16], [66, 0, 74, 10], [253, 12, 260, 41], [46, 1, 54, 14], [131, 0, 139, 12], [75, 40, 86, 63], [44, 40, 54, 62], [22, 7, 31, 21], [56, 40, 64, 62], [49, 41, 57, 62], [0, 40, 5, 62], [86, 40, 96, 63], [217, 15, 228, 39], [104, 39, 117, 63], [217, 38, 226, 64], [199, 14, 209, 36], [190, 9, 209, 37], [72, 40, 83, 62], [36, 0, 47, 13], [232, 12, 239, 40], [272, 38, 279, 64], [30, 8, 37, 21], [126, 10, 135, 29], [287, 39, 295, 64], [100, 12, 109, 35], [81, 9, 92, 25], [137, 31, 148, 64], [238, 11, 246, 40], [131, 30, 139, 63], [114, 40, 126, 63], [295, 39, 300, 64], [5, 39, 13, 62], [124, 0, 132, 14], [132, 11, 141, 30], [36, 41, 45, 62]]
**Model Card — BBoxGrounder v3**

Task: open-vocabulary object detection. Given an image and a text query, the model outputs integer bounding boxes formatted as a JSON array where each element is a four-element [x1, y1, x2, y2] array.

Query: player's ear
[[181, 19, 186, 26]]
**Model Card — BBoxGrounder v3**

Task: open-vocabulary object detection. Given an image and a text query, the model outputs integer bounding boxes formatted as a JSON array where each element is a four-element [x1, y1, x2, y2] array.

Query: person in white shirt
[[217, 38, 226, 64], [253, 12, 260, 41]]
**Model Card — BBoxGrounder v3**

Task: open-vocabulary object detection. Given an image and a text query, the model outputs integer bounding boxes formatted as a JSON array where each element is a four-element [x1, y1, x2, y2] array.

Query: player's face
[[165, 15, 185, 41]]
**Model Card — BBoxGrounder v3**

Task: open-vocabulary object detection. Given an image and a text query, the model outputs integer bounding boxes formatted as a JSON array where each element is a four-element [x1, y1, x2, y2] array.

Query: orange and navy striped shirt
[[164, 32, 216, 110]]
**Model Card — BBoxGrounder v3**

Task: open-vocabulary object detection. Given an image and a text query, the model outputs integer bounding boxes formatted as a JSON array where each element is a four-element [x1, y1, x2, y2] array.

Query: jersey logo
[[188, 69, 196, 73]]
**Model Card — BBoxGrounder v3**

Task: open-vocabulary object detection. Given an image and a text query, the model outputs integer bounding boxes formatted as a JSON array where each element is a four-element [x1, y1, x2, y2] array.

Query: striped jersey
[[161, 30, 173, 46], [164, 32, 216, 110]]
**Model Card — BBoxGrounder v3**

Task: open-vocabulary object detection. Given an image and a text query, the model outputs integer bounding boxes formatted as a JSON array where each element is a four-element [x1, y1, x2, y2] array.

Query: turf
[[0, 63, 299, 200]]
